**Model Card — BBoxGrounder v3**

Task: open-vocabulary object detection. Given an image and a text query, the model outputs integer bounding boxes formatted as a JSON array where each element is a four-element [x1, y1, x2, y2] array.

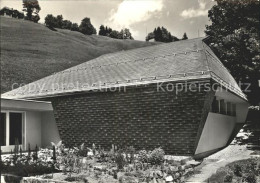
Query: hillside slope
[[0, 17, 159, 93]]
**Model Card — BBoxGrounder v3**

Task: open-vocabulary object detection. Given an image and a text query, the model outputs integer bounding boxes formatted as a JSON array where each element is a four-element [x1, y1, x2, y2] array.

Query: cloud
[[108, 0, 164, 29], [180, 0, 209, 19]]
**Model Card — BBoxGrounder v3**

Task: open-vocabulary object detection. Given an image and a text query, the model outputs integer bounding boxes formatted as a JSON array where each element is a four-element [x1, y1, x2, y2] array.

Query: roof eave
[[6, 75, 212, 100]]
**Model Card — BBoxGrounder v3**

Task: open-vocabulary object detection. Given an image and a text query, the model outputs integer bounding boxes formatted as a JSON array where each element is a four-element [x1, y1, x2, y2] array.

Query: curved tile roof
[[2, 37, 247, 100]]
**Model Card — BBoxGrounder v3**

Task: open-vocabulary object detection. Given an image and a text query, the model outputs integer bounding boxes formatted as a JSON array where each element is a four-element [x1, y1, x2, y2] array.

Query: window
[[0, 111, 24, 147], [232, 104, 236, 116], [211, 98, 236, 116], [219, 99, 226, 115], [9, 113, 23, 145], [0, 113, 6, 146], [212, 97, 219, 113], [227, 102, 232, 116]]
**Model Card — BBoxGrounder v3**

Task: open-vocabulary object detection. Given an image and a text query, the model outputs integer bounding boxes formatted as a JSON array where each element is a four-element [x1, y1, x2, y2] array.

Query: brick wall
[[50, 79, 214, 155]]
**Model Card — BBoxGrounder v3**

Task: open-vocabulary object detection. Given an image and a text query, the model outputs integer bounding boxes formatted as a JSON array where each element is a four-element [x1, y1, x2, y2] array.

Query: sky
[[0, 0, 216, 41]]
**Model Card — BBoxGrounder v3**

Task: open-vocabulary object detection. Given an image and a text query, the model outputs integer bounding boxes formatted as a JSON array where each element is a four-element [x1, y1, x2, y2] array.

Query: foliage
[[52, 145, 56, 162], [99, 25, 134, 40], [109, 30, 121, 39], [79, 17, 96, 35], [71, 23, 79, 31], [56, 15, 63, 29], [145, 32, 155, 42], [243, 172, 257, 183], [115, 149, 126, 170], [223, 173, 233, 182], [120, 28, 134, 40], [234, 164, 242, 177], [182, 32, 188, 40], [125, 146, 135, 164], [99, 25, 112, 36], [1, 143, 198, 182], [45, 14, 74, 30], [45, 14, 56, 28], [138, 148, 165, 165], [148, 147, 165, 165], [14, 138, 19, 155], [77, 143, 90, 157], [205, 0, 260, 104], [209, 158, 260, 183], [62, 20, 73, 30], [2, 150, 57, 176], [138, 150, 149, 163], [146, 26, 180, 42], [32, 145, 38, 161], [22, 0, 41, 22]]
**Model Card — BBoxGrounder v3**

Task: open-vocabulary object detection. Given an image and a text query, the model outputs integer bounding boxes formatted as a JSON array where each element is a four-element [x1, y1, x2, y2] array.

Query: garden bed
[[1, 142, 201, 183]]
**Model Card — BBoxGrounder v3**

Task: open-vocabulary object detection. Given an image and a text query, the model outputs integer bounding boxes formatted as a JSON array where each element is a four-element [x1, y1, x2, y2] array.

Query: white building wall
[[41, 112, 61, 147], [25, 111, 42, 151], [195, 112, 236, 154]]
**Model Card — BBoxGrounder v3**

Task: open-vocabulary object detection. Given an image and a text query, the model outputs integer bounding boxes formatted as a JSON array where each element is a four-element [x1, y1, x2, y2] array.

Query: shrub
[[126, 146, 135, 164], [234, 164, 242, 177], [243, 173, 257, 183], [149, 147, 165, 165], [115, 149, 126, 170], [224, 174, 233, 182], [77, 143, 89, 157], [138, 148, 165, 165], [138, 150, 149, 163]]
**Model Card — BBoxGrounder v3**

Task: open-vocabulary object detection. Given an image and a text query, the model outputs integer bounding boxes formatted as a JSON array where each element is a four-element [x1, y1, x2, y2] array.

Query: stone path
[[186, 144, 254, 183]]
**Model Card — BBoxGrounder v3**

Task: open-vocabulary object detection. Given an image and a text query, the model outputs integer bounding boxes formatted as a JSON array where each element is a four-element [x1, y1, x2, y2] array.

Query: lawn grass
[[0, 17, 159, 93]]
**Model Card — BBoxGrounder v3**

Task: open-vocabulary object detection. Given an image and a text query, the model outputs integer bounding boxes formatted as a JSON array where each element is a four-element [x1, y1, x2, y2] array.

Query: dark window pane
[[0, 113, 6, 146], [212, 97, 219, 113], [232, 104, 236, 116], [9, 113, 22, 145], [227, 102, 232, 116], [220, 99, 226, 115]]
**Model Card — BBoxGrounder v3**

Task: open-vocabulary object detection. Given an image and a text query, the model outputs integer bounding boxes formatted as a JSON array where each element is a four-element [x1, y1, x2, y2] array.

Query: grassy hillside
[[0, 17, 159, 93]]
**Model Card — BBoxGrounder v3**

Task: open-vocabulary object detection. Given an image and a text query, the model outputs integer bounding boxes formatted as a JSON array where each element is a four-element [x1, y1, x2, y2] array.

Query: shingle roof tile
[[2, 37, 247, 100]]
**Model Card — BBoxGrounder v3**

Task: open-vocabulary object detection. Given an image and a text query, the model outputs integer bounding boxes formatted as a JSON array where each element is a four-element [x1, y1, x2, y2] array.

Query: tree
[[148, 26, 179, 42], [23, 0, 41, 22], [182, 32, 188, 40], [109, 30, 121, 39], [99, 25, 106, 36], [62, 20, 72, 30], [99, 25, 113, 36], [146, 32, 155, 41], [106, 27, 112, 36], [205, 0, 260, 104], [120, 28, 134, 39], [45, 14, 56, 28], [71, 23, 79, 31], [161, 27, 172, 42], [32, 14, 40, 23], [56, 15, 63, 28], [154, 27, 162, 41], [79, 17, 96, 35], [172, 36, 179, 42]]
